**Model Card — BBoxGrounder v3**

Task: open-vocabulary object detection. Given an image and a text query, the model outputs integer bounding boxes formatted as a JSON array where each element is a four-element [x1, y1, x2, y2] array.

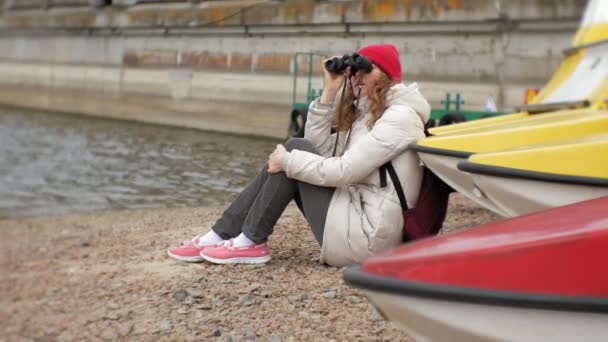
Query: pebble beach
[[0, 194, 500, 341]]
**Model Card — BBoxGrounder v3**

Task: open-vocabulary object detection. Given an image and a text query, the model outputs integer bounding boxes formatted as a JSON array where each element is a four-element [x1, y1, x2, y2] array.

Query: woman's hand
[[268, 144, 287, 174], [320, 56, 346, 104]]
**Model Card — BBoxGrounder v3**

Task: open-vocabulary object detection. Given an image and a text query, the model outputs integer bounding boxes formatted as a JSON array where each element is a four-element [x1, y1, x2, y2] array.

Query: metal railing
[[0, 17, 581, 38], [2, 0, 202, 11], [6, 0, 91, 10]]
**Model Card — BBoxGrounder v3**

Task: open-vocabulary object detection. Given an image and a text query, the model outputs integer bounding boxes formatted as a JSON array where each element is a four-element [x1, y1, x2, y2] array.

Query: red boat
[[344, 197, 608, 341]]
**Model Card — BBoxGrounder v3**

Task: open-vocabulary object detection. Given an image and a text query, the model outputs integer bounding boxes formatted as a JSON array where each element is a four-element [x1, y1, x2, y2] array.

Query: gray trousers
[[211, 138, 335, 245]]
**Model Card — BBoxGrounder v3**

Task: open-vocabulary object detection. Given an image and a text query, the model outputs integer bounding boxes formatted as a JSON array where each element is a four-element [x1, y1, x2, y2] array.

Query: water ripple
[[0, 107, 280, 218]]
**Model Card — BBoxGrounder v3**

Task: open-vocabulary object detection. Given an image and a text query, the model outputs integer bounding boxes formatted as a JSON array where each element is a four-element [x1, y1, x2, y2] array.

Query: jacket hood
[[386, 83, 431, 124]]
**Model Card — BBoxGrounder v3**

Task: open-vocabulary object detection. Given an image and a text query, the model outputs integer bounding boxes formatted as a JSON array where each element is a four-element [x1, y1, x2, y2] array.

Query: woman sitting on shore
[[168, 44, 430, 267]]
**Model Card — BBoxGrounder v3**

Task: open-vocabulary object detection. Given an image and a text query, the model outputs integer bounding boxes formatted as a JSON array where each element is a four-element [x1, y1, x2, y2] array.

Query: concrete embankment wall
[[0, 0, 585, 138]]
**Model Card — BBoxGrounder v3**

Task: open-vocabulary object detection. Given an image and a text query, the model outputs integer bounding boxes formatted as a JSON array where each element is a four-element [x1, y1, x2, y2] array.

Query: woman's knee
[[284, 138, 315, 152]]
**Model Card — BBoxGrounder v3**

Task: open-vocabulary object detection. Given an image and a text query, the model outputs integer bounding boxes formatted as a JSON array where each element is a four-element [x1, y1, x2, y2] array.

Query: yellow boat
[[411, 109, 608, 216], [430, 0, 608, 136], [457, 134, 608, 217], [426, 105, 606, 139]]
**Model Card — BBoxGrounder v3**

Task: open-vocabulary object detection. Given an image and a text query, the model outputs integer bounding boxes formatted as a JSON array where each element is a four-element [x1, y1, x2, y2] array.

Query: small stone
[[244, 330, 256, 339], [190, 289, 206, 298], [269, 333, 282, 342], [246, 283, 262, 293], [102, 312, 120, 320], [117, 322, 133, 336], [206, 317, 221, 324], [192, 274, 204, 283], [100, 327, 118, 341], [118, 309, 132, 319], [222, 333, 238, 342], [287, 295, 301, 303], [321, 291, 336, 299], [173, 289, 189, 302], [132, 323, 147, 336], [213, 299, 225, 306], [239, 294, 256, 306], [57, 330, 74, 342], [159, 320, 173, 331], [196, 302, 213, 310], [177, 307, 189, 315], [347, 295, 362, 304], [288, 293, 309, 302], [210, 329, 221, 337], [107, 302, 120, 310], [369, 308, 384, 322]]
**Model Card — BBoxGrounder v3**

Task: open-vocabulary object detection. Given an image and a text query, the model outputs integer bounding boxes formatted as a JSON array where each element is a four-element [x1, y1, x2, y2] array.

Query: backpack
[[379, 131, 455, 242]]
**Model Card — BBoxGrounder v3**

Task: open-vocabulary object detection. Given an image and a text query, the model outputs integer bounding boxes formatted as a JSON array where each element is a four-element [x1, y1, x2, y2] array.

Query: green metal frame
[[292, 52, 326, 111], [430, 93, 507, 124]]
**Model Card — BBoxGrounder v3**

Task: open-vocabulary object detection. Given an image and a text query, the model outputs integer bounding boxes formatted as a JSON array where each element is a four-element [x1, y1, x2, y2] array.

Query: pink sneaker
[[199, 239, 271, 264], [167, 236, 207, 262]]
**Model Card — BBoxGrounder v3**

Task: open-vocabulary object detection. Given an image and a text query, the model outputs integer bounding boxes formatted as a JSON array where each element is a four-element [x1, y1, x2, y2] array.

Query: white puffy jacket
[[283, 83, 431, 266]]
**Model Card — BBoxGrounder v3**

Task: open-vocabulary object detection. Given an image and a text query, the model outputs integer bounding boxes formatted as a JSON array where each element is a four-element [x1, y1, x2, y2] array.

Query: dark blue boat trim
[[515, 99, 590, 114], [408, 142, 472, 158], [458, 161, 608, 187], [343, 266, 608, 313], [563, 38, 608, 55]]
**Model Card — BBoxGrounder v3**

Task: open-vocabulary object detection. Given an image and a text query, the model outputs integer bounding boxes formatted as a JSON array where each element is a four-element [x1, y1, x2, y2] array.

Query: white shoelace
[[182, 236, 201, 247], [219, 239, 233, 248]]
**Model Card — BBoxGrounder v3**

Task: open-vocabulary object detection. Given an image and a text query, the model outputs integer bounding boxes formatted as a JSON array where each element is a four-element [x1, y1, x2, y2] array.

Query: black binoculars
[[325, 53, 373, 75]]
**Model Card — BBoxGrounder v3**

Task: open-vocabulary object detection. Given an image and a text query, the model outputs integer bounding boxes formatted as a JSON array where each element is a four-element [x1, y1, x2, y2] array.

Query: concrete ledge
[[0, 19, 582, 37], [0, 84, 292, 139]]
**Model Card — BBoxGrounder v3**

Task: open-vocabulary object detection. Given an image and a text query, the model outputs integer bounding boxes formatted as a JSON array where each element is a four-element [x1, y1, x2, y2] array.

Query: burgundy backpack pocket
[[381, 164, 453, 242]]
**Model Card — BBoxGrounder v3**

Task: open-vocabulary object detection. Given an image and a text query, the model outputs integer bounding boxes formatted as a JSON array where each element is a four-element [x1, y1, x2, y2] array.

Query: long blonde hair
[[334, 72, 394, 131]]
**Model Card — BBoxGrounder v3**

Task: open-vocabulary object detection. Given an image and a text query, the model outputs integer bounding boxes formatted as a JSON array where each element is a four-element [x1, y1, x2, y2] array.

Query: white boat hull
[[471, 173, 608, 217], [367, 291, 608, 342], [418, 152, 509, 217]]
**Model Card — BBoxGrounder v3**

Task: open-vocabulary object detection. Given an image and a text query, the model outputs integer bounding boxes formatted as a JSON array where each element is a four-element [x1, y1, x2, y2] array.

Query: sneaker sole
[[167, 249, 204, 263], [199, 253, 271, 264]]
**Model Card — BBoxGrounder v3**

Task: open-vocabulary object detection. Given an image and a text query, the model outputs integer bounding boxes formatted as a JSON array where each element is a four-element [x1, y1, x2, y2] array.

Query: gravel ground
[[0, 194, 500, 341]]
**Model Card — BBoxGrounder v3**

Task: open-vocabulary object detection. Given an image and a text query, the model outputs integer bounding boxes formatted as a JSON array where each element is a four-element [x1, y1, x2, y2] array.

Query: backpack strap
[[383, 162, 409, 211], [379, 126, 429, 208], [379, 164, 388, 188]]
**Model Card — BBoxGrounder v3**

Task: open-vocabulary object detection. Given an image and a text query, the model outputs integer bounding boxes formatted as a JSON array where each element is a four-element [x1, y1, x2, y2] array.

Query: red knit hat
[[358, 44, 402, 83]]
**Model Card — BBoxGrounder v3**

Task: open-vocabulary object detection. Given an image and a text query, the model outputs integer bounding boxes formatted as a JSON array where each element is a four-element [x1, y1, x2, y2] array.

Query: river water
[[0, 107, 280, 218]]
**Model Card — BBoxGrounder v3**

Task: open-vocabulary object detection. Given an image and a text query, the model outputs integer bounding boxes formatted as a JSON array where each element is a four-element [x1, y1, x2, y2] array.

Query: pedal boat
[[344, 196, 608, 342], [411, 110, 608, 216], [457, 134, 608, 217]]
